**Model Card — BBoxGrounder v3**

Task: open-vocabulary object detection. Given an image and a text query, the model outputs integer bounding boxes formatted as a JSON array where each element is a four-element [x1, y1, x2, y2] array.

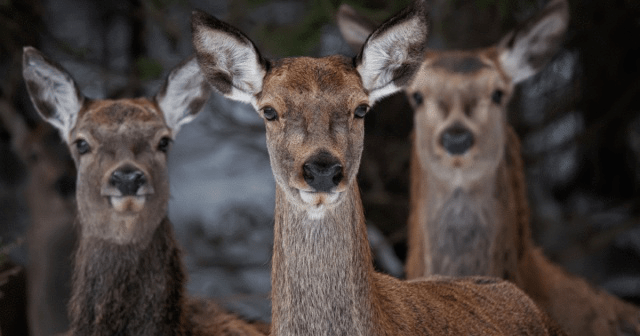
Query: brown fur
[[261, 56, 564, 336], [22, 48, 267, 336], [0, 100, 76, 336], [406, 48, 516, 281], [194, 4, 565, 334], [20, 124, 77, 336], [338, 2, 639, 335], [67, 101, 266, 336], [405, 41, 640, 336]]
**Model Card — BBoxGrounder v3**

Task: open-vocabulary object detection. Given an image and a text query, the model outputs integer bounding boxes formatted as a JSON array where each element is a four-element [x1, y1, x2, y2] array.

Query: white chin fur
[[110, 196, 146, 213], [299, 190, 341, 219]]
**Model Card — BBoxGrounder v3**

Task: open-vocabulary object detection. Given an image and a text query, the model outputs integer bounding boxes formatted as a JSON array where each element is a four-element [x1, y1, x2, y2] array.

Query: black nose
[[109, 167, 147, 196], [440, 123, 474, 155], [54, 174, 76, 199], [303, 152, 343, 193]]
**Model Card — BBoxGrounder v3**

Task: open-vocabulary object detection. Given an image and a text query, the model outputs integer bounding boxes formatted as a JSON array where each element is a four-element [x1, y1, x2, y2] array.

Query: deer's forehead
[[260, 56, 367, 109], [411, 52, 508, 100], [75, 100, 167, 139]]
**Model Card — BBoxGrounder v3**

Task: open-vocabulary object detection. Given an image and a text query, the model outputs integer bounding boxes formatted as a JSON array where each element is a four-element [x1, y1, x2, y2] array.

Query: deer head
[[22, 47, 211, 245], [191, 1, 428, 219], [338, 0, 569, 188]]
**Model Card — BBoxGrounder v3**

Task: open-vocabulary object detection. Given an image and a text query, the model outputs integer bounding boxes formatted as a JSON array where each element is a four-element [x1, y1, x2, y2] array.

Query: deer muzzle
[[302, 151, 344, 193], [101, 164, 155, 212], [440, 122, 475, 156]]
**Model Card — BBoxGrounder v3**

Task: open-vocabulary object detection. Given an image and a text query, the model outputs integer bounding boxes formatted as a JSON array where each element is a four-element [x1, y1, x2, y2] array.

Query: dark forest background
[[1, 0, 639, 334]]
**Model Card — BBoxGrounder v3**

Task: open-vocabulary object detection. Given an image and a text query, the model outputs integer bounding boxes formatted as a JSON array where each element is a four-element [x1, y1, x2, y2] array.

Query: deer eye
[[262, 107, 278, 121], [491, 90, 504, 105], [354, 104, 369, 118], [157, 137, 172, 153], [412, 92, 423, 106], [75, 139, 90, 155]]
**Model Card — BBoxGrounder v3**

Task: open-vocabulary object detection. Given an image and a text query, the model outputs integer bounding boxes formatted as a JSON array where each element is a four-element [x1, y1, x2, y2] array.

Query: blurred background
[[0, 0, 639, 334]]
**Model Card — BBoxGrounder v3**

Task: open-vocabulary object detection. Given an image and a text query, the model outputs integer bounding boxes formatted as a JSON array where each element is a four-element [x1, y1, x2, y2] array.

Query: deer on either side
[[22, 46, 268, 336], [337, 0, 640, 335], [192, 1, 566, 335]]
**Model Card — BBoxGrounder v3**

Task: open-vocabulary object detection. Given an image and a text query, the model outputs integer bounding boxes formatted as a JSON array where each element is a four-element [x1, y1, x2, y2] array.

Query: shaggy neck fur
[[271, 183, 376, 336], [407, 126, 525, 281], [425, 173, 500, 277], [69, 217, 188, 336]]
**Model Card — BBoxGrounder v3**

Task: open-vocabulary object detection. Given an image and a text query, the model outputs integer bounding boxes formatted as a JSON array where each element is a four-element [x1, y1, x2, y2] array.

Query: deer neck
[[411, 149, 520, 280], [69, 217, 188, 336], [271, 183, 376, 336]]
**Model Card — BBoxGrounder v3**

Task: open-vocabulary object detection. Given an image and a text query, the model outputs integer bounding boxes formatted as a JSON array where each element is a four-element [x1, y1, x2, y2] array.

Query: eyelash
[[75, 139, 90, 155], [157, 137, 172, 153], [354, 104, 370, 118], [262, 107, 278, 121]]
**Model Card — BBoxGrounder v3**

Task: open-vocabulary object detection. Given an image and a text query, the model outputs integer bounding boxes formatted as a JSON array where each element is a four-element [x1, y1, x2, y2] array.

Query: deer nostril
[[109, 167, 147, 196], [302, 153, 343, 193], [332, 169, 344, 187], [303, 163, 315, 184], [440, 123, 475, 155]]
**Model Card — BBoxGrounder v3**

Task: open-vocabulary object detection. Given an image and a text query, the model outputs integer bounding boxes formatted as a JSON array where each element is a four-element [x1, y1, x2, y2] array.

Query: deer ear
[[191, 10, 267, 106], [155, 56, 211, 136], [355, 0, 428, 103], [22, 46, 84, 142], [498, 0, 569, 85], [336, 4, 377, 54]]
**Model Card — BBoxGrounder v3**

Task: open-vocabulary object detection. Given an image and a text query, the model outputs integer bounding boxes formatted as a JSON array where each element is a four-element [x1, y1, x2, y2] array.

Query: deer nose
[[302, 152, 343, 193], [440, 123, 474, 155], [109, 166, 147, 196]]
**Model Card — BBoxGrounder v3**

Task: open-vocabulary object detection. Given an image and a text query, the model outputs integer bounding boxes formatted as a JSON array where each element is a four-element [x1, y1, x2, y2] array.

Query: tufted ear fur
[[155, 56, 211, 137], [191, 10, 268, 107], [355, 0, 429, 103], [498, 0, 569, 85], [22, 46, 84, 143]]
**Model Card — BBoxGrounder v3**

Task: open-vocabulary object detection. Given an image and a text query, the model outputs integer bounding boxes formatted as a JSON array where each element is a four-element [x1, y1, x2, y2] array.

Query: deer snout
[[302, 152, 344, 193], [109, 166, 148, 196], [440, 123, 474, 155]]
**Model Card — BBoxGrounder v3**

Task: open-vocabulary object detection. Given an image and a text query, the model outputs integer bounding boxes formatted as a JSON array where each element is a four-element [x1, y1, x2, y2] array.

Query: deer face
[[23, 48, 210, 244], [192, 1, 428, 218], [337, 0, 569, 189], [257, 56, 369, 215], [69, 99, 173, 242], [408, 51, 510, 185]]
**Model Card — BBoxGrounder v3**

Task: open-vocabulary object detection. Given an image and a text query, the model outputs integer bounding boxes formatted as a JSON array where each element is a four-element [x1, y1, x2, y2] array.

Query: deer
[[192, 1, 568, 335], [22, 46, 268, 336], [0, 99, 76, 336], [336, 0, 640, 335]]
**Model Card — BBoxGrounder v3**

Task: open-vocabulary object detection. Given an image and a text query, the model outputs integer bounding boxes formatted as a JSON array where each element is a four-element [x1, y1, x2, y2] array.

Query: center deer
[[337, 1, 640, 335], [192, 1, 566, 335], [22, 47, 268, 336]]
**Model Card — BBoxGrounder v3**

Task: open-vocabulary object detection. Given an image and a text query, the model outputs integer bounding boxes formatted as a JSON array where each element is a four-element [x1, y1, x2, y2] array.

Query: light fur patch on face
[[109, 196, 146, 213], [300, 190, 341, 219]]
